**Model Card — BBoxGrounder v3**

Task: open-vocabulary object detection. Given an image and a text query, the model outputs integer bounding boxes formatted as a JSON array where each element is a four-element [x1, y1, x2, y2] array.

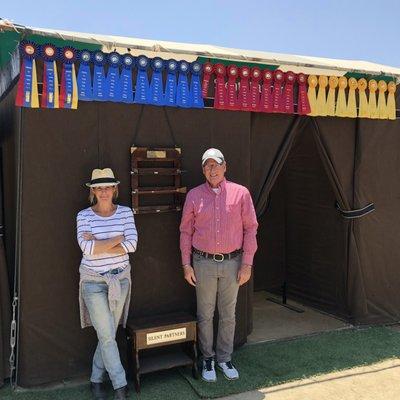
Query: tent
[[1, 20, 400, 387]]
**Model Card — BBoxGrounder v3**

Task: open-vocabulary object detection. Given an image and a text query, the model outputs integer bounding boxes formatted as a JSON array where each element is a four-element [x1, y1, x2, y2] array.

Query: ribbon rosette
[[59, 46, 78, 109], [176, 60, 191, 108], [190, 61, 204, 108], [16, 41, 40, 108], [40, 44, 59, 108], [77, 50, 93, 101], [92, 51, 107, 102], [134, 55, 150, 104], [149, 57, 165, 106], [120, 54, 135, 104], [226, 65, 239, 110], [107, 52, 122, 102]]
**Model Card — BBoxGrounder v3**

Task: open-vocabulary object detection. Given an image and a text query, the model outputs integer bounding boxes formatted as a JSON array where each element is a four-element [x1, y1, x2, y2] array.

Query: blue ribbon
[[23, 58, 34, 107], [134, 55, 150, 104], [190, 62, 204, 108], [63, 64, 74, 109], [92, 51, 108, 101], [44, 61, 56, 107], [77, 50, 92, 101], [176, 61, 191, 108], [149, 57, 165, 106], [164, 59, 178, 107], [120, 54, 135, 104], [107, 52, 121, 102]]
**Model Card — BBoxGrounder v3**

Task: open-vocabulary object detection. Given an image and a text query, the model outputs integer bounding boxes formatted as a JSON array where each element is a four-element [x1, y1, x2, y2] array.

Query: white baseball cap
[[202, 148, 225, 166]]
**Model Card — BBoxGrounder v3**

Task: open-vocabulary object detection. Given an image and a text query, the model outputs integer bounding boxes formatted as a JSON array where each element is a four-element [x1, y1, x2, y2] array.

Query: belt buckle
[[213, 253, 224, 262]]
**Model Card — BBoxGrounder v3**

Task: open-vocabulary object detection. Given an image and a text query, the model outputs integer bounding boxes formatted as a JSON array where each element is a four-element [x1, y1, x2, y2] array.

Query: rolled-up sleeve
[[76, 215, 95, 256], [120, 209, 138, 253], [241, 189, 258, 265], [180, 191, 195, 265]]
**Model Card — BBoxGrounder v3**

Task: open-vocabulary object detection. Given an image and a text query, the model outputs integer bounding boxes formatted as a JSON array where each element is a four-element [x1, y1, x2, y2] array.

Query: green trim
[[345, 71, 395, 83], [197, 56, 278, 70], [0, 31, 101, 68]]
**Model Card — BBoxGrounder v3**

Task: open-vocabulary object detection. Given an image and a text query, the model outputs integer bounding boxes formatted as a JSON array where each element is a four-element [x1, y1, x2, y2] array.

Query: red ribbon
[[249, 67, 261, 110], [259, 69, 273, 113], [201, 62, 214, 99], [226, 65, 239, 110], [282, 71, 296, 114], [272, 69, 284, 113], [297, 73, 311, 115], [214, 63, 227, 109], [238, 66, 251, 111]]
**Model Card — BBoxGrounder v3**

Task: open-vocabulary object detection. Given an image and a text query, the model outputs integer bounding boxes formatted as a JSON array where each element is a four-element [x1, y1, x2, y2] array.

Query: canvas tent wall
[[1, 22, 400, 387]]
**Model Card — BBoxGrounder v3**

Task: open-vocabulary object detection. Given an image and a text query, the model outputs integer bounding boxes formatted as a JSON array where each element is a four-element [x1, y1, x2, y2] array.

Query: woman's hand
[[83, 232, 95, 241]]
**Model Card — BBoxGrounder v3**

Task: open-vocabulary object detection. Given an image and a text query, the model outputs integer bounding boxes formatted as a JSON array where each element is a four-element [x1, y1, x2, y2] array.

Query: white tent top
[[2, 19, 400, 81]]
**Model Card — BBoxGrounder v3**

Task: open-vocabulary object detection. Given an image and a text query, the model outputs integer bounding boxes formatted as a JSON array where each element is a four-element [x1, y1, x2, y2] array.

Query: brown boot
[[113, 385, 128, 399], [90, 382, 107, 400]]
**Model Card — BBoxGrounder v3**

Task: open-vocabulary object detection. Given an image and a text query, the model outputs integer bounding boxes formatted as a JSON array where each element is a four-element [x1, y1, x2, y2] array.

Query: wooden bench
[[126, 312, 199, 392]]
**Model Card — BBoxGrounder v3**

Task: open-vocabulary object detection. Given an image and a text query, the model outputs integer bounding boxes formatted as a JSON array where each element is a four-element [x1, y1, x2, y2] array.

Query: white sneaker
[[202, 358, 217, 382], [217, 361, 239, 380]]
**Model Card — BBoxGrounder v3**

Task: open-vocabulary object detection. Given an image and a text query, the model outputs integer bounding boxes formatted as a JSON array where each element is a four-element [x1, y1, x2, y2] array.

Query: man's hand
[[237, 264, 252, 286], [183, 265, 196, 287]]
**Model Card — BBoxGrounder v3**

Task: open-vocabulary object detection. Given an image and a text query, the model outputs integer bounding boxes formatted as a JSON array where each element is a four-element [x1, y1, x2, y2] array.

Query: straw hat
[[86, 168, 120, 187]]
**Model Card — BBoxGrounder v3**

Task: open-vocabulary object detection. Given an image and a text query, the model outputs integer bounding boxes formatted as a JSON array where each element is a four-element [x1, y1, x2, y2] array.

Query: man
[[180, 148, 258, 382]]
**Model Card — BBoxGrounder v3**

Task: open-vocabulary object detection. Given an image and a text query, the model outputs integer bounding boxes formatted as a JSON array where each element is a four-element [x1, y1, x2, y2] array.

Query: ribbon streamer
[[357, 78, 369, 118], [149, 57, 165, 106], [249, 67, 261, 111], [92, 51, 108, 101], [120, 54, 135, 104], [41, 44, 59, 108], [377, 80, 388, 119], [164, 59, 178, 107], [226, 65, 239, 110], [238, 67, 251, 111], [190, 62, 204, 108], [297, 73, 311, 115], [77, 50, 93, 101], [59, 47, 78, 109], [282, 71, 296, 114], [368, 80, 378, 119], [176, 61, 191, 108], [134, 55, 150, 104], [15, 41, 39, 108], [201, 62, 213, 99], [326, 76, 338, 116], [316, 75, 328, 116], [335, 77, 347, 117], [259, 70, 273, 113], [307, 75, 318, 116], [214, 64, 227, 110], [387, 81, 396, 120], [346, 77, 358, 118], [272, 70, 284, 113]]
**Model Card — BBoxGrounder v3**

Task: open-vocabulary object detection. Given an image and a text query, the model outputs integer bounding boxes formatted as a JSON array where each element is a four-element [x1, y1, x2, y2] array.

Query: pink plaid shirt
[[180, 179, 258, 266]]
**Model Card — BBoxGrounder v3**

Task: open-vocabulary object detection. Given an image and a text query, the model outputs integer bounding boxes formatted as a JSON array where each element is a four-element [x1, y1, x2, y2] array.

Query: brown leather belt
[[192, 247, 242, 263]]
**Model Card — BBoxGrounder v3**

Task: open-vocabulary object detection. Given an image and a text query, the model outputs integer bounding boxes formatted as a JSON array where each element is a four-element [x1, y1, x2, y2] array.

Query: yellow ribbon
[[368, 79, 378, 119], [346, 77, 358, 118], [357, 78, 369, 118], [316, 75, 328, 116], [326, 76, 338, 116], [387, 81, 396, 120], [307, 75, 318, 116], [335, 77, 348, 117], [377, 80, 388, 119]]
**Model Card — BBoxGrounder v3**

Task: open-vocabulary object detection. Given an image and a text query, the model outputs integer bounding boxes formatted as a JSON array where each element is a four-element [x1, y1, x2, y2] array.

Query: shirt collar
[[205, 178, 226, 194]]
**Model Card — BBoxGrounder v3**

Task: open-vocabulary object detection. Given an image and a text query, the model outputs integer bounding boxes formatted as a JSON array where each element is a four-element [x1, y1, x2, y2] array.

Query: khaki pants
[[193, 252, 241, 363]]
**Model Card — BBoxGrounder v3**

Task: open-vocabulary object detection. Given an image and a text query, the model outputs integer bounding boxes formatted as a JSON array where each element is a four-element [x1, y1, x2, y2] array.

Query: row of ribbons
[[15, 41, 397, 120], [15, 41, 204, 109], [202, 63, 397, 119]]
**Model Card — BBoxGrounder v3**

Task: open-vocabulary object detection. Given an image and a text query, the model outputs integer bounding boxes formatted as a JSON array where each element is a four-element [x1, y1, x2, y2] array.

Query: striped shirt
[[76, 205, 138, 274]]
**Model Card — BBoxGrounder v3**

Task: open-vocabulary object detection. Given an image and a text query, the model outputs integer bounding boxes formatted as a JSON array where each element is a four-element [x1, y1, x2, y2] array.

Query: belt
[[100, 267, 124, 276], [192, 247, 242, 263]]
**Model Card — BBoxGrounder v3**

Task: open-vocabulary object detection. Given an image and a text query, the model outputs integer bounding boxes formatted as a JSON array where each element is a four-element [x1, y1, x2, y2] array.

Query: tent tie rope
[[336, 202, 375, 219]]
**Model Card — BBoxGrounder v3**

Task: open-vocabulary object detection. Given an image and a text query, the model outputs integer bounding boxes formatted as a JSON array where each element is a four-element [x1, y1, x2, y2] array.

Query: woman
[[77, 168, 137, 400]]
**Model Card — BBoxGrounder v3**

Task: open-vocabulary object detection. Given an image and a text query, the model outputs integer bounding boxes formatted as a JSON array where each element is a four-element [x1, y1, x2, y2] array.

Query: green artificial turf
[[181, 326, 400, 398], [1, 327, 400, 399]]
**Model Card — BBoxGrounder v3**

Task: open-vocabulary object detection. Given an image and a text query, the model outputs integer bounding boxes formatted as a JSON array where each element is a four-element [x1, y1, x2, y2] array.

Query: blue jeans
[[82, 278, 129, 389]]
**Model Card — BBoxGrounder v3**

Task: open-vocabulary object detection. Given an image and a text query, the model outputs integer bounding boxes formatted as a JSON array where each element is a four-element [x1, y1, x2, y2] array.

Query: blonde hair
[[89, 186, 119, 205]]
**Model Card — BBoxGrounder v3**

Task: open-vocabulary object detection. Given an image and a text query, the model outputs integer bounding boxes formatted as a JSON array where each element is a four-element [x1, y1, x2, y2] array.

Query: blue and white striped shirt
[[76, 205, 138, 274]]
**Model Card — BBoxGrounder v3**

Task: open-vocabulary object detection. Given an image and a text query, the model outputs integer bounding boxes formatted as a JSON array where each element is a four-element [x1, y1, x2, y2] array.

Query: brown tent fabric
[[1, 83, 400, 386]]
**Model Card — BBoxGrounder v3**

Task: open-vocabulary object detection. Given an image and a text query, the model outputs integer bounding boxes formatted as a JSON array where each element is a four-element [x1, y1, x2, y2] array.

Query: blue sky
[[3, 0, 400, 67]]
